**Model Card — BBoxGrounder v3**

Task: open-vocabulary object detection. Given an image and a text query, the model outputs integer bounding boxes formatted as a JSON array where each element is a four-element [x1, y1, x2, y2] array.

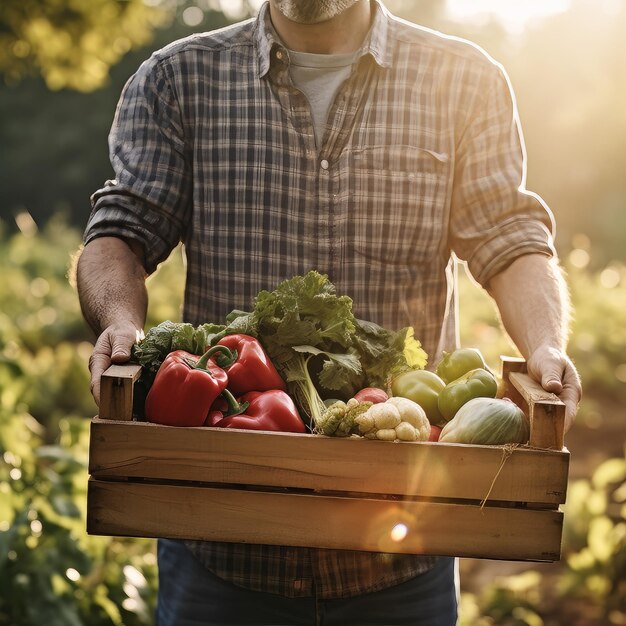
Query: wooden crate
[[87, 356, 569, 562]]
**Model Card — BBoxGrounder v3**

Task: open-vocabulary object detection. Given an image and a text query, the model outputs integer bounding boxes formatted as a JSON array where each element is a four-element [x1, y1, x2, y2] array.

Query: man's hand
[[527, 344, 581, 433], [89, 322, 144, 405], [76, 237, 149, 406]]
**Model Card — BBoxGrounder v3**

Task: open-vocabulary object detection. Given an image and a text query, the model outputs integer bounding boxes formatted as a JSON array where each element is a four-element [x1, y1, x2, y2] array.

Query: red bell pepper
[[216, 334, 286, 395], [214, 390, 305, 433], [145, 346, 245, 427]]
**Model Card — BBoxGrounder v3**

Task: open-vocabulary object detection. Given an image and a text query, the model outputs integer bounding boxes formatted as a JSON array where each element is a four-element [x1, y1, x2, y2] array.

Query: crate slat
[[87, 479, 563, 562], [89, 419, 569, 505]]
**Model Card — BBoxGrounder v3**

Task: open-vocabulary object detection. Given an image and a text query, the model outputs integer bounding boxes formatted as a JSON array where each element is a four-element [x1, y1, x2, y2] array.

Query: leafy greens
[[131, 271, 428, 428], [223, 271, 427, 427]]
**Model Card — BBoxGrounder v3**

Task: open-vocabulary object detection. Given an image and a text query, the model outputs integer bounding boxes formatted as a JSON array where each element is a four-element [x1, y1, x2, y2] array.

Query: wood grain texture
[[87, 479, 564, 561], [509, 372, 566, 450], [89, 419, 569, 505], [99, 364, 142, 421]]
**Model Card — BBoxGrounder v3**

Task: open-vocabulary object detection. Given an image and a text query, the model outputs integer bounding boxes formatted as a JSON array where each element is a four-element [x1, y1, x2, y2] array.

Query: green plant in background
[[559, 449, 626, 624], [459, 571, 545, 626], [0, 356, 158, 625], [0, 218, 175, 625], [0, 0, 172, 91]]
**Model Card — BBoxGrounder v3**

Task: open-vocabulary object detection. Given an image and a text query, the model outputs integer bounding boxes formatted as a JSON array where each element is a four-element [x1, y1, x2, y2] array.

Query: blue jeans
[[156, 539, 459, 626]]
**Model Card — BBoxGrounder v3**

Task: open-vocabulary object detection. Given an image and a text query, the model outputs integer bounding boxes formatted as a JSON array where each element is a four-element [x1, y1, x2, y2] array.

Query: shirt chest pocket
[[346, 145, 450, 266]]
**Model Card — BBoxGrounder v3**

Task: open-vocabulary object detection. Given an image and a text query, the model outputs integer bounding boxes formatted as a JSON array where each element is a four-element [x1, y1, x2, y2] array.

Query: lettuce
[[225, 271, 427, 427]]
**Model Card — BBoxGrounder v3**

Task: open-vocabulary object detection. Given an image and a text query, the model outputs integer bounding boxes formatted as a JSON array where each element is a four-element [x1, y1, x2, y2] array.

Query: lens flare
[[390, 522, 408, 542]]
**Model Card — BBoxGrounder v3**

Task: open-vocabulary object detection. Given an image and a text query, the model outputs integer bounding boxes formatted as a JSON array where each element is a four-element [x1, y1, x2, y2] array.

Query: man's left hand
[[527, 345, 581, 433]]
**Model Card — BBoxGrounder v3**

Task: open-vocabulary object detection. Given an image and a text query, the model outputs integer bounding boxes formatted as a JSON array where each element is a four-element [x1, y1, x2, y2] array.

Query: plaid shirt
[[85, 1, 555, 599]]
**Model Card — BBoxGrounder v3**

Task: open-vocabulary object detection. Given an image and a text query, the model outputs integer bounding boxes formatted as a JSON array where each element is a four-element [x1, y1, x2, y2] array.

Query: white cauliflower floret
[[354, 402, 401, 433], [354, 398, 430, 442], [386, 397, 430, 440]]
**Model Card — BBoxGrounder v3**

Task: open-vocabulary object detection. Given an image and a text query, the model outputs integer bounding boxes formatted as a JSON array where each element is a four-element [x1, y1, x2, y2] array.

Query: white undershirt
[[288, 49, 358, 147]]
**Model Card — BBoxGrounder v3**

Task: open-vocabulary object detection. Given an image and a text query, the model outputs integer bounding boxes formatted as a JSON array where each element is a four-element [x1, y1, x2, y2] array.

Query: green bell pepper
[[435, 348, 488, 384], [390, 369, 446, 426], [437, 367, 498, 422]]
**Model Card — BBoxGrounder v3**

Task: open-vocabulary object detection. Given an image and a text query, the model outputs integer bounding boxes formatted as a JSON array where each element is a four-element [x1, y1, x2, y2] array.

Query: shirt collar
[[254, 0, 393, 78]]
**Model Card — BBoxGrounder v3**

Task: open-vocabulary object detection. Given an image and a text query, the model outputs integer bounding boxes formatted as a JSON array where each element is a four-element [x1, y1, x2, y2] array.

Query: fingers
[[89, 341, 111, 407], [111, 335, 132, 363], [559, 362, 582, 433], [88, 324, 139, 406], [528, 346, 582, 434], [540, 371, 564, 395]]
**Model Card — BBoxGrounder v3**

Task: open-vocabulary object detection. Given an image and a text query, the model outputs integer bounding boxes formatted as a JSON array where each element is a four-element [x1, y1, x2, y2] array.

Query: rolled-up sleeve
[[450, 62, 556, 287], [84, 54, 191, 274]]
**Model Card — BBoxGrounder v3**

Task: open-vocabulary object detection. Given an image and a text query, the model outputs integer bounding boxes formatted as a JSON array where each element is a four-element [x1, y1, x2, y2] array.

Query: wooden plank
[[89, 419, 569, 505], [87, 479, 564, 561], [500, 355, 527, 378], [509, 372, 566, 450], [500, 356, 527, 409], [99, 364, 142, 421]]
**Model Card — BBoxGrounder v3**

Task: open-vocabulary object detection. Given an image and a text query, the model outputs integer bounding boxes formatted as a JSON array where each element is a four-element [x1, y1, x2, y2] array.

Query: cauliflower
[[355, 397, 430, 442]]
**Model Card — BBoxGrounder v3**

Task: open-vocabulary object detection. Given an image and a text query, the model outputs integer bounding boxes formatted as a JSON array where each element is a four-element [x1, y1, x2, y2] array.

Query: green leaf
[[353, 320, 427, 387], [170, 322, 199, 353], [50, 494, 81, 518], [274, 314, 321, 347], [292, 345, 362, 391], [252, 271, 355, 349], [231, 271, 430, 416], [35, 445, 83, 466], [0, 525, 19, 575], [592, 458, 626, 489]]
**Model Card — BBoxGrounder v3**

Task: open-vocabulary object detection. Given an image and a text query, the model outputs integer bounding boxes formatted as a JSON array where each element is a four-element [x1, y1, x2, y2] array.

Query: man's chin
[[273, 0, 361, 24]]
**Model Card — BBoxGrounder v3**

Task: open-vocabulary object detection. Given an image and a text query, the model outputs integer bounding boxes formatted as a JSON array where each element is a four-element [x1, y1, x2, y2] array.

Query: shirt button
[[275, 50, 285, 61], [320, 159, 329, 170]]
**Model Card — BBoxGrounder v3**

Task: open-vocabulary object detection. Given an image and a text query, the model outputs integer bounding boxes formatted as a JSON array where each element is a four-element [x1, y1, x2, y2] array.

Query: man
[[77, 0, 582, 624]]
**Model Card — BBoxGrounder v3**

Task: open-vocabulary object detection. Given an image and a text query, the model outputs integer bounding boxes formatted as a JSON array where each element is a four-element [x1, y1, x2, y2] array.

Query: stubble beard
[[273, 0, 362, 24]]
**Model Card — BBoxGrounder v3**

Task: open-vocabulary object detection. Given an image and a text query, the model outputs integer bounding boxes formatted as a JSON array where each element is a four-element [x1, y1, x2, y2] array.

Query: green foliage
[[460, 571, 545, 626], [0, 218, 178, 625], [0, 0, 172, 92], [0, 406, 158, 625], [560, 450, 626, 621]]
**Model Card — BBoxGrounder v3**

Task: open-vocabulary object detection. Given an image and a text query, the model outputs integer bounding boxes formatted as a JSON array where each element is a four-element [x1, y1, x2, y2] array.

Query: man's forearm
[[487, 254, 571, 358], [77, 236, 148, 335]]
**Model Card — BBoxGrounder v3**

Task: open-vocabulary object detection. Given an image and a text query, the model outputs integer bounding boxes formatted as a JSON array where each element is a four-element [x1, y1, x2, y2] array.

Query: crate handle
[[99, 364, 142, 421], [500, 356, 566, 450]]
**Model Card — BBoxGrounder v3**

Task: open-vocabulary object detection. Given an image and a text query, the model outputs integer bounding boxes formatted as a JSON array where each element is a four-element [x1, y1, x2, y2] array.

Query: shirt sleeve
[[449, 61, 556, 287], [84, 54, 191, 274]]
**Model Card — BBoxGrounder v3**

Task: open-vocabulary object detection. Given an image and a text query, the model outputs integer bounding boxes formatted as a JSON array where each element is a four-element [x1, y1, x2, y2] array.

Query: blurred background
[[0, 1, 625, 624]]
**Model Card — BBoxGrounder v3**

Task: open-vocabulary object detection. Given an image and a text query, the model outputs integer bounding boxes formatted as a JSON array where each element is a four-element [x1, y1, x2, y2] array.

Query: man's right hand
[[77, 237, 148, 406], [89, 321, 144, 405]]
